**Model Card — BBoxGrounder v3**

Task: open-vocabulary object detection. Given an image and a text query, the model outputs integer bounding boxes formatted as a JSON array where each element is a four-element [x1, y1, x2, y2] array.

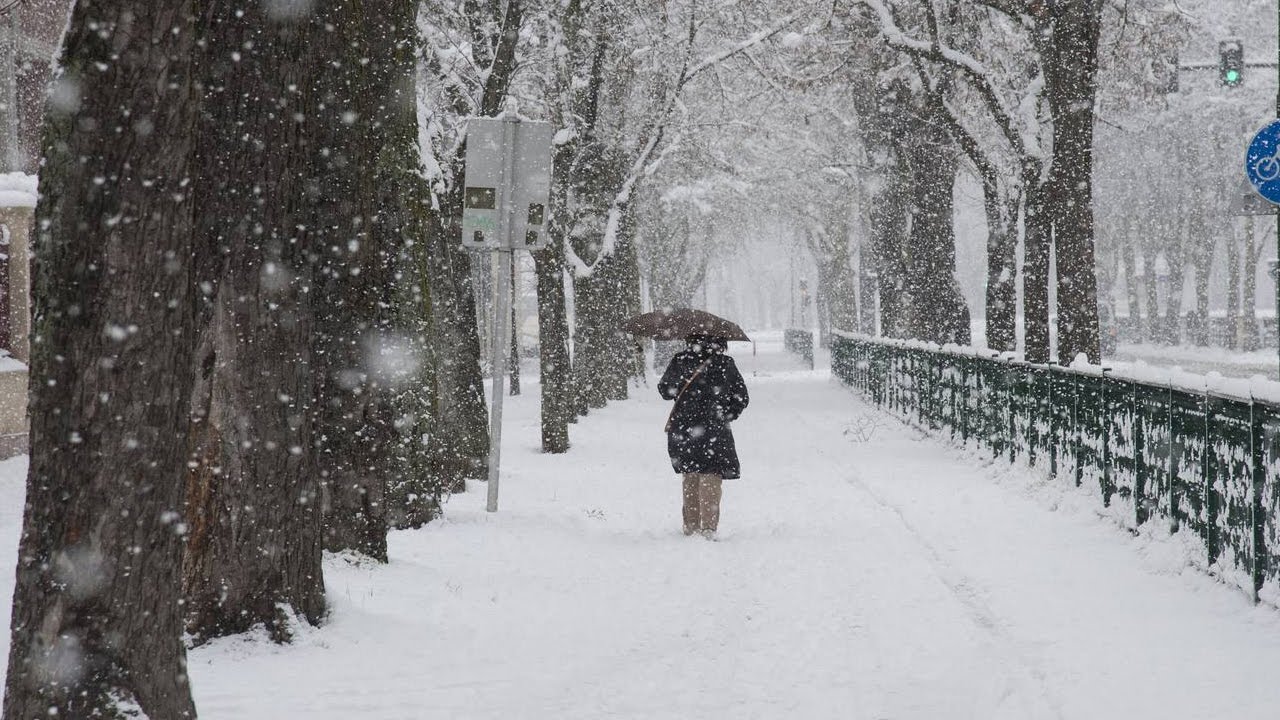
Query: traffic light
[[1220, 39, 1244, 87]]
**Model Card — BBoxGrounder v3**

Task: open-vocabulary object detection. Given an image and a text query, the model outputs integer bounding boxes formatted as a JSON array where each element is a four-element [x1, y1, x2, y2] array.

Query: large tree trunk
[[902, 121, 968, 344], [1023, 174, 1052, 363], [1164, 225, 1187, 346], [806, 227, 858, 336], [1121, 241, 1142, 340], [313, 0, 433, 561], [3, 2, 202, 716], [1146, 251, 1167, 340], [422, 217, 490, 492], [1243, 219, 1261, 350], [606, 216, 644, 400], [183, 0, 325, 642], [871, 166, 910, 339], [983, 178, 1019, 352], [534, 232, 572, 453], [1227, 221, 1242, 350], [1190, 238, 1212, 346], [827, 239, 859, 333], [571, 226, 639, 411], [1044, 0, 1102, 364], [859, 241, 877, 334], [354, 0, 449, 532], [570, 242, 608, 415]]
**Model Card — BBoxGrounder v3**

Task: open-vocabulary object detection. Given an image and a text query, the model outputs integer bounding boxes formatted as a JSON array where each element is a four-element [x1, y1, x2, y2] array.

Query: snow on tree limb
[[684, 13, 805, 82], [570, 9, 803, 279], [855, 0, 1044, 167]]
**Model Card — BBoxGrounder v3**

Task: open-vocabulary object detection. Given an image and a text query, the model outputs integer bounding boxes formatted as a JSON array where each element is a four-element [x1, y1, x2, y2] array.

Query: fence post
[[1026, 364, 1038, 468], [1250, 398, 1266, 603], [1166, 382, 1176, 531], [1101, 370, 1114, 507], [1008, 359, 1018, 465], [1073, 372, 1083, 488], [930, 351, 941, 430], [989, 354, 1002, 459], [1204, 396, 1219, 567], [1134, 382, 1148, 527], [876, 345, 885, 406], [1047, 362, 1058, 479]]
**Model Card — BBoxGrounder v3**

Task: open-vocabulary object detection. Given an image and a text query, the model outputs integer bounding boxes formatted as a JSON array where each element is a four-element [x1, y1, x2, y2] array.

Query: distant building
[[0, 0, 66, 457], [0, 0, 66, 172]]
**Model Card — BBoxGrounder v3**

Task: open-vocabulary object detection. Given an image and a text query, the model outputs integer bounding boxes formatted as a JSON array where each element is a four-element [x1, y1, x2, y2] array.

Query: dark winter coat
[[659, 348, 749, 480]]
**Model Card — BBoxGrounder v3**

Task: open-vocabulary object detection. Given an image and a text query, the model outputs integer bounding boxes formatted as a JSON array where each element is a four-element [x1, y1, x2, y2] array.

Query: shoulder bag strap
[[665, 358, 712, 433]]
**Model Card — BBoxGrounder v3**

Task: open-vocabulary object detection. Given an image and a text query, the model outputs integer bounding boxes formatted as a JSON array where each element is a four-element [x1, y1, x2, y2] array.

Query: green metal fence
[[831, 331, 1280, 604], [783, 329, 814, 369]]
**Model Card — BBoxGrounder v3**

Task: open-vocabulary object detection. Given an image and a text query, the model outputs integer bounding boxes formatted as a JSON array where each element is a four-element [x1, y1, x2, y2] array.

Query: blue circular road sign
[[1246, 120, 1280, 203]]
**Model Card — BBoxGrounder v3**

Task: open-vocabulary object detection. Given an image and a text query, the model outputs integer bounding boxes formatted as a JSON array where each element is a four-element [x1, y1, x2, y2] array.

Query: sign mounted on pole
[[461, 114, 556, 513], [1244, 119, 1280, 204], [1249, 111, 1280, 379], [461, 116, 555, 250]]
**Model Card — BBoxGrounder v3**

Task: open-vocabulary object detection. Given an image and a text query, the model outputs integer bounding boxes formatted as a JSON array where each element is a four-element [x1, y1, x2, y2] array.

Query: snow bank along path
[[5, 336, 1280, 718]]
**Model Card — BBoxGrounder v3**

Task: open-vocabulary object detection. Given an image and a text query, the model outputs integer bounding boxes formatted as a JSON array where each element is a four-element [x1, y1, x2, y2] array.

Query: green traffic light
[[1227, 69, 1241, 83]]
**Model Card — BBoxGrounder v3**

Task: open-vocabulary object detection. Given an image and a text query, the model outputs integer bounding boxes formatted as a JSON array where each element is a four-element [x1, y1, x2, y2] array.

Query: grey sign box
[[461, 117, 555, 249]]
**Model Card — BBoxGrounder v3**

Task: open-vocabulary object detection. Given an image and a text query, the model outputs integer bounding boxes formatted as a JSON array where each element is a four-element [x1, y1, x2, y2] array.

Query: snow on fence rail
[[830, 330, 1280, 605]]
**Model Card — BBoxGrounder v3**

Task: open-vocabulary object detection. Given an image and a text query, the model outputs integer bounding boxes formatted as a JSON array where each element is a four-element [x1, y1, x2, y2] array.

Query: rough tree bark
[[1164, 223, 1187, 346], [1121, 241, 1141, 337], [182, 0, 326, 643], [983, 184, 1019, 352], [870, 161, 910, 339], [572, 219, 642, 411], [900, 112, 969, 345], [2, 1, 202, 716], [803, 225, 859, 334], [1042, 0, 1102, 364], [858, 244, 878, 334], [534, 226, 572, 452], [1023, 174, 1052, 363], [1146, 251, 1167, 340], [313, 0, 431, 561], [605, 217, 644, 401], [1243, 219, 1262, 350], [421, 219, 489, 492], [530, 4, 599, 451], [1187, 216, 1219, 347], [1227, 222, 1242, 350]]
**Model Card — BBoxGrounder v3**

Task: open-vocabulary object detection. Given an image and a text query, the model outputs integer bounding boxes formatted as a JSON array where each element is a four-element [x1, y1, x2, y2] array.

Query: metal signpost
[[462, 114, 554, 512]]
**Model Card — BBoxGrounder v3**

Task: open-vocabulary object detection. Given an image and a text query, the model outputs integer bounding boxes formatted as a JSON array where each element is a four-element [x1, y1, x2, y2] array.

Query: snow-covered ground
[[969, 316, 1280, 380], [5, 335, 1280, 718], [1111, 342, 1278, 379]]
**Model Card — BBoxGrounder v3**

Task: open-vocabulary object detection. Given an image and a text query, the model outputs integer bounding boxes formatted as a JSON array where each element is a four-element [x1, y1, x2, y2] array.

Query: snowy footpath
[[6, 336, 1280, 719]]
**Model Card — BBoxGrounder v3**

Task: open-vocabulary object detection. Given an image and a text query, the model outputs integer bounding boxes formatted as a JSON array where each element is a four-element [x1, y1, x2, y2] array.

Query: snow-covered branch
[[569, 9, 802, 278], [855, 0, 1042, 166]]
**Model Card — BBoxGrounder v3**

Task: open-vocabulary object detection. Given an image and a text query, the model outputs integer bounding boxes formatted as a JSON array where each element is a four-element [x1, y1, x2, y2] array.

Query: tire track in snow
[[748, 365, 1066, 719], [841, 472, 1066, 720]]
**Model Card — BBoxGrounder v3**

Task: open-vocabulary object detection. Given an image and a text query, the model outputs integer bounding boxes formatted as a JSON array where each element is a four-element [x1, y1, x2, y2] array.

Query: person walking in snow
[[659, 334, 749, 539]]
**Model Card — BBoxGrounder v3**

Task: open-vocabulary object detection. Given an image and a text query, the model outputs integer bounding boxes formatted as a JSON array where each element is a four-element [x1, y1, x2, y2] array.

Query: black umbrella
[[620, 307, 750, 342]]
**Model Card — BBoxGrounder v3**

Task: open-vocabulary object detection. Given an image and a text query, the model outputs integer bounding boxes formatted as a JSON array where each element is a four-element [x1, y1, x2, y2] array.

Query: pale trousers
[[682, 473, 723, 535]]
